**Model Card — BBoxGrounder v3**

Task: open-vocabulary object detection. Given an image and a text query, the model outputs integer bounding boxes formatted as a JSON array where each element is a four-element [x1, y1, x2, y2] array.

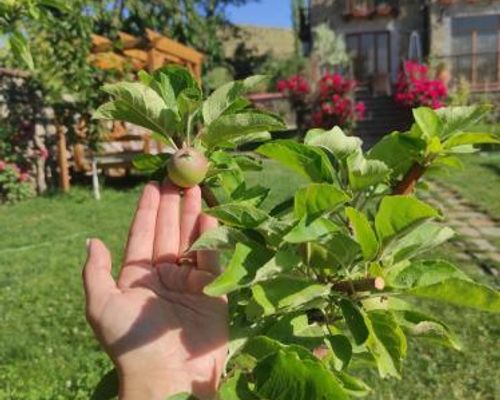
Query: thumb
[[83, 238, 117, 323]]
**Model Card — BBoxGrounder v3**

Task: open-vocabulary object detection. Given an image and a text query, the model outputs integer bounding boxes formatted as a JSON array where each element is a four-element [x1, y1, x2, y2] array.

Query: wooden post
[[56, 124, 70, 192]]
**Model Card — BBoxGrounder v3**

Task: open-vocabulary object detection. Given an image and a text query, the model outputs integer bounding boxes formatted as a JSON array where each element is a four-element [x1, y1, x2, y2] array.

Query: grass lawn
[[432, 152, 500, 219], [0, 157, 499, 399]]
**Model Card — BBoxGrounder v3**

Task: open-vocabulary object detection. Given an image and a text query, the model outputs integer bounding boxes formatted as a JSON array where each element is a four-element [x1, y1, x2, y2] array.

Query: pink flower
[[38, 148, 49, 160], [0, 160, 5, 172], [19, 172, 30, 182]]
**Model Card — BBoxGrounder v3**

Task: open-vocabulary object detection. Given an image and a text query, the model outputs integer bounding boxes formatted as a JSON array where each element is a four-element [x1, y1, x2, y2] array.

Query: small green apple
[[167, 148, 209, 188]]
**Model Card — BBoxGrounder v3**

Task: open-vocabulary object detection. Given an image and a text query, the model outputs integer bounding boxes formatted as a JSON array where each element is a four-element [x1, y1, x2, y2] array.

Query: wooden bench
[[73, 122, 163, 199]]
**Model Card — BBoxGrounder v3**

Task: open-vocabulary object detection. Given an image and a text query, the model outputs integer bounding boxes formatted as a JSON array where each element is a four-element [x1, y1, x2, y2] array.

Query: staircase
[[354, 86, 413, 149]]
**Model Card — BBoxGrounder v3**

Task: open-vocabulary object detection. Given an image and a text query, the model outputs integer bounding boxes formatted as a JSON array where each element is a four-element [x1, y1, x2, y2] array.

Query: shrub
[[277, 72, 365, 131], [0, 161, 34, 203], [395, 60, 448, 109]]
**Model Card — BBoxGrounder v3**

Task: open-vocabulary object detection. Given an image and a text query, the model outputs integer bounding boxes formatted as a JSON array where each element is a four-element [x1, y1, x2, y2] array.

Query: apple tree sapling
[[93, 68, 500, 400]]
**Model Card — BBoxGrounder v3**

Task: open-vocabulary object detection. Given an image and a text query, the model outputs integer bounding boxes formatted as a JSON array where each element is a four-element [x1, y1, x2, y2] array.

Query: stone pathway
[[422, 180, 500, 277]]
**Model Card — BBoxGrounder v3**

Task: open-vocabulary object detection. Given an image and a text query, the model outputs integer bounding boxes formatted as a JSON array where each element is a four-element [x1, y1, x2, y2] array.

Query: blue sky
[[226, 0, 292, 28]]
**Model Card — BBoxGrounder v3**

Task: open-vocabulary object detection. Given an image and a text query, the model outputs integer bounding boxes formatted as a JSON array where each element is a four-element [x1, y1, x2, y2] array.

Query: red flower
[[19, 172, 30, 182], [0, 160, 5, 172]]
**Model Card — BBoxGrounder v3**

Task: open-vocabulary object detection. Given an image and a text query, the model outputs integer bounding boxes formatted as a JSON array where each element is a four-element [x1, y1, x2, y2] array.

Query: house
[[302, 0, 500, 143]]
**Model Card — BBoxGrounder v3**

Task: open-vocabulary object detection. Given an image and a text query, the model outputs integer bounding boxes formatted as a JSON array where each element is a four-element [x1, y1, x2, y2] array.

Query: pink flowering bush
[[277, 72, 365, 132], [276, 75, 311, 107], [395, 61, 448, 109], [0, 160, 34, 203], [312, 73, 365, 130]]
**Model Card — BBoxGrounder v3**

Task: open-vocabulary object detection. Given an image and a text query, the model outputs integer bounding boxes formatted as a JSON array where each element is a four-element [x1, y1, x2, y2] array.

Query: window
[[451, 15, 500, 87]]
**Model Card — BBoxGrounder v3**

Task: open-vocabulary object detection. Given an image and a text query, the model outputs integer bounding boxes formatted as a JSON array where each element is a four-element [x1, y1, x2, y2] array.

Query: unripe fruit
[[167, 147, 209, 188]]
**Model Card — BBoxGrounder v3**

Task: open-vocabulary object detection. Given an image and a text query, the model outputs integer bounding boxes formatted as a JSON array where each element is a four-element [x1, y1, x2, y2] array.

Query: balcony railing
[[437, 52, 500, 92], [343, 0, 400, 19]]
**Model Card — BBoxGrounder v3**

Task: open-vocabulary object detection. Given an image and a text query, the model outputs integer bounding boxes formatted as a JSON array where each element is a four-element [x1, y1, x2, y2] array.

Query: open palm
[[83, 182, 228, 400]]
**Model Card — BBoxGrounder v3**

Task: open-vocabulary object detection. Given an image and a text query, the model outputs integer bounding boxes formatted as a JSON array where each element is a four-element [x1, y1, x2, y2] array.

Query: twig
[[332, 277, 385, 294], [201, 183, 219, 207], [392, 162, 426, 195]]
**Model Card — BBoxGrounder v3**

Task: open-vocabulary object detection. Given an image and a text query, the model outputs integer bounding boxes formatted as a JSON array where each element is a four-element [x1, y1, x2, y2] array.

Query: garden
[[1, 1, 500, 400]]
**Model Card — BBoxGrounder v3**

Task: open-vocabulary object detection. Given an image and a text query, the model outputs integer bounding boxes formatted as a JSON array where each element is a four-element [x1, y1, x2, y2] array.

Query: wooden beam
[[118, 31, 143, 49], [89, 52, 128, 70], [147, 49, 165, 72], [56, 125, 70, 192], [145, 29, 203, 64], [91, 34, 112, 52], [0, 67, 31, 78], [123, 48, 148, 63]]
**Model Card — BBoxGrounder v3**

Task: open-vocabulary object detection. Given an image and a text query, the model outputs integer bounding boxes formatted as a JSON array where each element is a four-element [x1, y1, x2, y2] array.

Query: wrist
[[118, 371, 186, 400]]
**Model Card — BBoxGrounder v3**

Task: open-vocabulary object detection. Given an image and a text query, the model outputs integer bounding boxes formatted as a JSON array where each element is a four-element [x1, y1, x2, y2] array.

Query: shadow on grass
[[479, 162, 500, 176]]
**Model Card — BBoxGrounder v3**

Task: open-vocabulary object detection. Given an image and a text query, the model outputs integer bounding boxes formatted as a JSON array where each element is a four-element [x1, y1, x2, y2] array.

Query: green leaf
[[190, 226, 247, 251], [152, 72, 178, 112], [9, 31, 34, 70], [257, 140, 335, 183], [253, 245, 302, 282], [243, 336, 317, 363], [294, 183, 350, 219], [247, 277, 330, 318], [393, 309, 461, 350], [252, 350, 349, 400], [202, 112, 285, 147], [443, 132, 500, 149], [436, 104, 491, 138], [204, 242, 272, 296], [132, 154, 168, 172], [388, 259, 469, 289], [233, 155, 263, 171], [375, 196, 440, 247], [218, 371, 258, 400], [408, 278, 500, 312], [284, 216, 339, 243], [307, 234, 360, 270], [334, 371, 372, 397], [265, 314, 324, 350], [387, 223, 454, 263], [304, 126, 362, 160], [365, 310, 407, 379], [231, 184, 269, 207], [203, 75, 268, 124], [327, 335, 352, 371], [412, 107, 442, 139], [204, 203, 268, 228], [346, 207, 379, 261], [347, 150, 389, 190], [94, 82, 178, 137], [339, 299, 369, 346], [368, 132, 426, 177], [152, 65, 199, 97]]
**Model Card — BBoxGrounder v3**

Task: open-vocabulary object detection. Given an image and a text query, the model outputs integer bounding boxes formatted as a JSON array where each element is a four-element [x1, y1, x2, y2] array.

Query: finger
[[197, 214, 221, 275], [154, 181, 181, 265], [179, 185, 201, 262], [83, 239, 117, 323], [123, 181, 160, 267]]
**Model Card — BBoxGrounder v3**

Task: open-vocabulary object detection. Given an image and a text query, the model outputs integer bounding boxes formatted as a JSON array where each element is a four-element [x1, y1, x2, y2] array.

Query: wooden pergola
[[57, 29, 204, 192]]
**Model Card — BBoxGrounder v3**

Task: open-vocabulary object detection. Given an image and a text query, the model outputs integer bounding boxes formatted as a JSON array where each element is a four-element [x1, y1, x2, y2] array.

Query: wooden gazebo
[[59, 30, 204, 193]]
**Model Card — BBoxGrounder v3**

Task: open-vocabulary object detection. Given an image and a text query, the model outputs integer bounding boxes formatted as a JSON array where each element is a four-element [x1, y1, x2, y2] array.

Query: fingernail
[[86, 238, 91, 252]]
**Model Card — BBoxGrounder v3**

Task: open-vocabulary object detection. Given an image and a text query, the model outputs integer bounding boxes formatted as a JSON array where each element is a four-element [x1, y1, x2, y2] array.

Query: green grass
[[0, 158, 499, 399], [432, 152, 500, 219]]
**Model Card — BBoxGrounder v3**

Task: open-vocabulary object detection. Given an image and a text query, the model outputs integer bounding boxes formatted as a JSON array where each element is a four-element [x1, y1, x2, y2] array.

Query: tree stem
[[332, 277, 385, 294], [201, 184, 219, 207], [392, 162, 426, 195]]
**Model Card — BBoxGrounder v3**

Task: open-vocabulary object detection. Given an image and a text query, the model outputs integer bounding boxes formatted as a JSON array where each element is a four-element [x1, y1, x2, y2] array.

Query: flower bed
[[395, 60, 448, 109]]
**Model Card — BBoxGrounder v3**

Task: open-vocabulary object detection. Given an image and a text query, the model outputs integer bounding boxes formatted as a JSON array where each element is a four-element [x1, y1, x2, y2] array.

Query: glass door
[[346, 31, 391, 83]]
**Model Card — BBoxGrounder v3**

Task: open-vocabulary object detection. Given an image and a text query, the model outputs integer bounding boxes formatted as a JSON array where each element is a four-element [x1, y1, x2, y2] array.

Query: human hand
[[83, 182, 228, 400]]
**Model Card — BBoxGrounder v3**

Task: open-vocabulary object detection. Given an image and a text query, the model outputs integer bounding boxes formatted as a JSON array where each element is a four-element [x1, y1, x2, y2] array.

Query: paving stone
[[469, 218, 496, 228], [455, 226, 482, 238], [485, 252, 500, 263], [467, 238, 497, 252], [454, 252, 472, 261], [476, 226, 500, 237]]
